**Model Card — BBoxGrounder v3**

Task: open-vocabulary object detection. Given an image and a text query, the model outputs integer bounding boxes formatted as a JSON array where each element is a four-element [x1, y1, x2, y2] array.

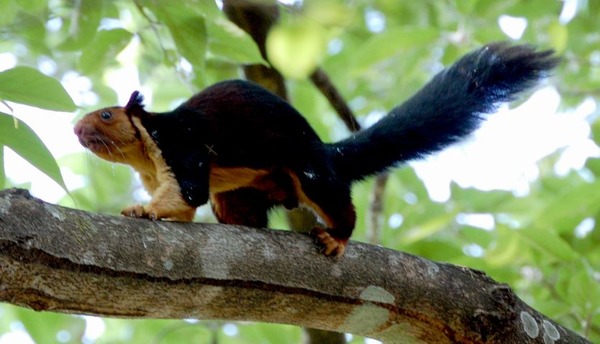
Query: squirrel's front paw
[[121, 205, 157, 220], [310, 227, 347, 258]]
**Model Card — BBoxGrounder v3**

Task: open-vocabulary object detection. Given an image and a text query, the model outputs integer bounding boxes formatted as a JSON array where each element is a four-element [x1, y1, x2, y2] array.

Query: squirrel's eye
[[100, 111, 112, 121]]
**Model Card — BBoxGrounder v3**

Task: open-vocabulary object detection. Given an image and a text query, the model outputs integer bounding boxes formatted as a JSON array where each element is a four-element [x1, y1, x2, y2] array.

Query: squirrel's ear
[[125, 91, 145, 116]]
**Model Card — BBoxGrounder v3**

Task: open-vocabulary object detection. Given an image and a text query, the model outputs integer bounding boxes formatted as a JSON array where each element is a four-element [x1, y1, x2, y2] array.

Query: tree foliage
[[0, 0, 598, 342]]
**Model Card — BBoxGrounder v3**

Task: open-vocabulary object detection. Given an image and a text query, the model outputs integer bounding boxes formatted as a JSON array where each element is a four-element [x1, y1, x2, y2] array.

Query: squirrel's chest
[[139, 172, 161, 194]]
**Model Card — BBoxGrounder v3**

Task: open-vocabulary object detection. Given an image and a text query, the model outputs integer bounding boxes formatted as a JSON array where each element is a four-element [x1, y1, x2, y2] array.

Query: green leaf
[[59, 152, 133, 212], [0, 67, 77, 111], [406, 240, 463, 261], [235, 323, 302, 344], [266, 20, 326, 78], [451, 184, 514, 212], [59, 0, 104, 50], [590, 120, 600, 145], [14, 307, 85, 344], [517, 227, 579, 262], [585, 157, 600, 177], [485, 226, 523, 266], [461, 226, 493, 247], [350, 27, 439, 74], [148, 4, 208, 71], [0, 145, 5, 188], [15, 0, 47, 13], [194, 0, 221, 17], [170, 17, 207, 66], [0, 0, 18, 26], [79, 28, 133, 75], [12, 12, 48, 55], [0, 112, 68, 192], [455, 0, 479, 13], [400, 211, 458, 245], [534, 180, 600, 234], [567, 269, 600, 313], [548, 20, 568, 53], [101, 319, 213, 343], [207, 18, 267, 65], [304, 1, 355, 27]]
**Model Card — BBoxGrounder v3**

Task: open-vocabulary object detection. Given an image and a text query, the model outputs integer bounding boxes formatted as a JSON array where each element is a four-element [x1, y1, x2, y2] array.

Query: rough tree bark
[[0, 188, 590, 344]]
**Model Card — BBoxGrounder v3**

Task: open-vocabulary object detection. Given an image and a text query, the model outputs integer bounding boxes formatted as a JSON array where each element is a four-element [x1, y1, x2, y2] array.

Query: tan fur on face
[[74, 107, 144, 164]]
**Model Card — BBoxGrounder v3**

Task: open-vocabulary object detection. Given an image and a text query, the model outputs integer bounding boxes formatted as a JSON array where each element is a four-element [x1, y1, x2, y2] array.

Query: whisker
[[98, 138, 113, 158], [110, 138, 127, 160]]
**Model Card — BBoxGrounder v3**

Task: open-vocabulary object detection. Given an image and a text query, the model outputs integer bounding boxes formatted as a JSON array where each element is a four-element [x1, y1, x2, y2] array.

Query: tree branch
[[309, 68, 361, 132], [0, 188, 590, 344]]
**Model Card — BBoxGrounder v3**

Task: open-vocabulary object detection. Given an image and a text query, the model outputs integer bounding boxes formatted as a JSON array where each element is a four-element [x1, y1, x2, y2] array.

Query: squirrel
[[74, 43, 558, 257]]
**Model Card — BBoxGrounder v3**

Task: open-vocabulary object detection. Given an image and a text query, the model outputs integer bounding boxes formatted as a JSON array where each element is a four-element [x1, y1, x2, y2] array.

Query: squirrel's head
[[74, 91, 149, 163]]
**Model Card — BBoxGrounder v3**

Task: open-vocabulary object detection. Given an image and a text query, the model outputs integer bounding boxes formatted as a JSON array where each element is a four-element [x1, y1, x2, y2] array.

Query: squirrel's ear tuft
[[125, 91, 148, 117], [125, 91, 144, 110]]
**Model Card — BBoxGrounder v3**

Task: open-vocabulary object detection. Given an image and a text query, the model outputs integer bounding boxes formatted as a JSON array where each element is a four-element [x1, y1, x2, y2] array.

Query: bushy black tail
[[329, 42, 559, 181]]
